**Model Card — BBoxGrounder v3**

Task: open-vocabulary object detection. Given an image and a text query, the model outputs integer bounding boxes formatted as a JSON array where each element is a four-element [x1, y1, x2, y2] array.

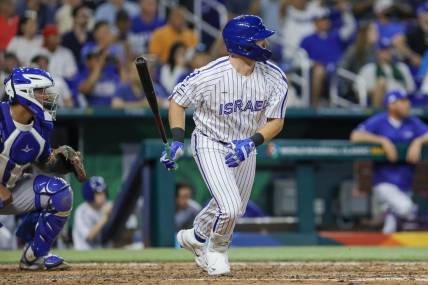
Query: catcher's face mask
[[33, 87, 59, 120]]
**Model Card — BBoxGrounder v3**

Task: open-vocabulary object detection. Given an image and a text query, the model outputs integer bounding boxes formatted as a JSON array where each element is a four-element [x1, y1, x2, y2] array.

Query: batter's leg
[[193, 198, 218, 241], [192, 138, 242, 246], [233, 153, 257, 216], [193, 151, 257, 239]]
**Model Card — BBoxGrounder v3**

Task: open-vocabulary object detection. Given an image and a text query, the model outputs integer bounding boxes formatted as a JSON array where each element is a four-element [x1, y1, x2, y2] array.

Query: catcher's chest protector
[[0, 102, 52, 189]]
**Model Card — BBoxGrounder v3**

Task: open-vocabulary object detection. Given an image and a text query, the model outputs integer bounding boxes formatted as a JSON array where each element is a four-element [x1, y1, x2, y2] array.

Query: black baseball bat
[[135, 56, 169, 146]]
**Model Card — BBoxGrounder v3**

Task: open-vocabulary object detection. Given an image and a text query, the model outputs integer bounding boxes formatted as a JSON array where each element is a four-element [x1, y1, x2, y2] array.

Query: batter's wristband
[[250, 132, 264, 147], [171, 127, 185, 143]]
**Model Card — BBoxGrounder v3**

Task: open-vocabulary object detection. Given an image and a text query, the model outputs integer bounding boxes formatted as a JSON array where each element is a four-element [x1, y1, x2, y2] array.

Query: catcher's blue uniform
[[0, 101, 73, 266]]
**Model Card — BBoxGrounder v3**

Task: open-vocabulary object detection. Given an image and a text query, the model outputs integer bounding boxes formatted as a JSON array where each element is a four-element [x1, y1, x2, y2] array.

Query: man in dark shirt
[[407, 3, 428, 57], [61, 4, 93, 68], [396, 3, 428, 68]]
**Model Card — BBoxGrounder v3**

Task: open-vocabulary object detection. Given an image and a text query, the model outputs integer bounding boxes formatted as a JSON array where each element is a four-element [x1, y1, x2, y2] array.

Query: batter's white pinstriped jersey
[[170, 56, 288, 142]]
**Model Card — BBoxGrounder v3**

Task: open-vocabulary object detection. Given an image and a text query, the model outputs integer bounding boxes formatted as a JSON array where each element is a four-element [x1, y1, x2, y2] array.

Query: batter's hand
[[381, 138, 398, 162], [225, 138, 255, 168], [160, 141, 184, 171], [406, 138, 423, 164]]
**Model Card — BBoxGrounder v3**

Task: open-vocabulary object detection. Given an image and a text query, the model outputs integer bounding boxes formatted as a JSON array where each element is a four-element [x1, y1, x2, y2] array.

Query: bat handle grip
[[164, 142, 171, 159]]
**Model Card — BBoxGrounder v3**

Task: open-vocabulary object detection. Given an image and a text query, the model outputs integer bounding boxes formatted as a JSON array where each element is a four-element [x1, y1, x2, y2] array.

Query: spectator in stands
[[76, 44, 123, 106], [350, 90, 428, 233], [370, 0, 405, 44], [160, 42, 189, 93], [175, 182, 201, 232], [31, 54, 74, 108], [418, 53, 428, 95], [17, 0, 54, 30], [350, 0, 376, 21], [61, 4, 93, 67], [130, 0, 165, 56], [281, 0, 321, 60], [0, 52, 19, 97], [300, 5, 356, 107], [224, 0, 257, 17], [55, 0, 82, 34], [6, 12, 42, 65], [176, 47, 211, 83], [94, 0, 139, 26], [82, 20, 127, 65], [149, 6, 198, 63], [394, 2, 428, 69], [115, 10, 132, 62], [358, 38, 415, 107], [40, 25, 78, 80], [0, 0, 19, 51], [112, 63, 147, 108], [252, 0, 284, 38], [189, 48, 211, 69], [341, 23, 378, 74], [73, 176, 112, 250]]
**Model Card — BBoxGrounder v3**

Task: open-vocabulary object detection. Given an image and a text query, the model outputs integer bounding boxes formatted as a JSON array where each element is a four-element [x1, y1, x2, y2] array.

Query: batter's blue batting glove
[[160, 141, 184, 171], [225, 138, 255, 168]]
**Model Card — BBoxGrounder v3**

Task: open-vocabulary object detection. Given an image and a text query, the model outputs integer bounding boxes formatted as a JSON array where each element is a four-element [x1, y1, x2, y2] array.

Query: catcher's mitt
[[50, 145, 88, 182]]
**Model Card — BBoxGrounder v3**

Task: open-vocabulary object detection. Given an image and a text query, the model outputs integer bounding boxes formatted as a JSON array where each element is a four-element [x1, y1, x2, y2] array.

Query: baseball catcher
[[0, 67, 87, 270]]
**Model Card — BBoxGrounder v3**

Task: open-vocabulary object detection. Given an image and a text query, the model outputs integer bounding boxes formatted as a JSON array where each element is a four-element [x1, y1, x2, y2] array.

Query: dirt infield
[[1, 262, 428, 285]]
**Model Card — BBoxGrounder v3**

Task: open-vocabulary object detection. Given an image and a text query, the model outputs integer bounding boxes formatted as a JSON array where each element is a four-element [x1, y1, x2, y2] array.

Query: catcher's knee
[[34, 175, 73, 215]]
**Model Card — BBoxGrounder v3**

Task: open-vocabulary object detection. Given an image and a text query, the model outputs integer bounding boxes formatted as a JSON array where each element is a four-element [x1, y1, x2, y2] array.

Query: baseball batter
[[160, 15, 288, 275], [0, 67, 87, 270]]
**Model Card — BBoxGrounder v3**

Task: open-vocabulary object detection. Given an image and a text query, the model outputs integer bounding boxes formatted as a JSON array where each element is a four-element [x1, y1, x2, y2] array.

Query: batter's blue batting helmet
[[82, 176, 107, 203], [222, 15, 275, 62]]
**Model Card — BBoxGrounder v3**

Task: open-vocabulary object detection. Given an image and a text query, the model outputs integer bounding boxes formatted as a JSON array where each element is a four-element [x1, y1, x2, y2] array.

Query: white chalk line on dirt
[[67, 261, 428, 267], [162, 277, 428, 282]]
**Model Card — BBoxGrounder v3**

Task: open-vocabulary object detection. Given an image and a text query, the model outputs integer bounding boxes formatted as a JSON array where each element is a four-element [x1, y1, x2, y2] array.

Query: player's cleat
[[177, 229, 207, 270], [19, 245, 70, 271], [206, 249, 230, 276]]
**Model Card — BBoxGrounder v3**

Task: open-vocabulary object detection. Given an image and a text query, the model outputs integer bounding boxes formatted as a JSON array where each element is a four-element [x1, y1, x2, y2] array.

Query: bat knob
[[135, 57, 147, 65]]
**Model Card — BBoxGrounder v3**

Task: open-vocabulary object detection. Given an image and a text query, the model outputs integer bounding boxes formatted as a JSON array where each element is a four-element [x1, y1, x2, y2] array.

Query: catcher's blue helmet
[[82, 176, 107, 203], [222, 15, 275, 62]]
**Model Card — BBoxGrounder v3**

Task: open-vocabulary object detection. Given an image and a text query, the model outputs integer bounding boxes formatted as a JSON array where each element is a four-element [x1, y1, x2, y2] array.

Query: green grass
[[2, 247, 428, 264]]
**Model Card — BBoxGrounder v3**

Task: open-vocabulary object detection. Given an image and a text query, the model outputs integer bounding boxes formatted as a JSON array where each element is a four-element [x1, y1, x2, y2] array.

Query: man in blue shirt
[[372, 0, 405, 44], [129, 0, 165, 56], [351, 90, 428, 233], [75, 35, 123, 106], [300, 5, 356, 106]]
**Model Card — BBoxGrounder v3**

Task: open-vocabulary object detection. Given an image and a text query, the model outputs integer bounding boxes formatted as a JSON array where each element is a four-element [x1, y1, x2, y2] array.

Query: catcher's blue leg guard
[[16, 212, 40, 243], [19, 175, 73, 259]]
